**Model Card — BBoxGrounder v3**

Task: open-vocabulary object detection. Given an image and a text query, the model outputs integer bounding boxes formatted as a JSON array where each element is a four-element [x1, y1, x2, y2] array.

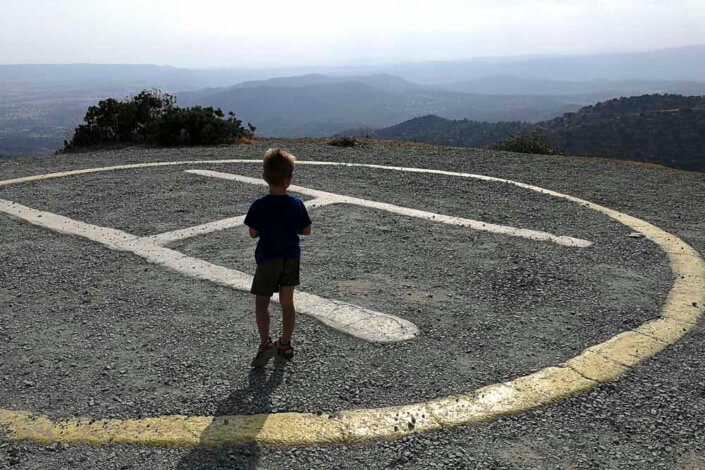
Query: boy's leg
[[278, 285, 296, 344], [254, 294, 271, 344], [251, 294, 276, 368]]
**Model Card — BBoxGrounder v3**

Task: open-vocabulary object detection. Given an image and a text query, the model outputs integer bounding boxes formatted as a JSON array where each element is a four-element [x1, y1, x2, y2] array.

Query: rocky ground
[[1, 139, 704, 469]]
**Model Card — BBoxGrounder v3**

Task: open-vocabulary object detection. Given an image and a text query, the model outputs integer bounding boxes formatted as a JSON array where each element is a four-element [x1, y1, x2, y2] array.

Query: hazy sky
[[1, 0, 703, 68]]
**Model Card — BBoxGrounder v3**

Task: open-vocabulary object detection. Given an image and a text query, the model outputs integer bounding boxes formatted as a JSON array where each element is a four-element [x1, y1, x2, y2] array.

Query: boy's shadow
[[177, 359, 287, 469]]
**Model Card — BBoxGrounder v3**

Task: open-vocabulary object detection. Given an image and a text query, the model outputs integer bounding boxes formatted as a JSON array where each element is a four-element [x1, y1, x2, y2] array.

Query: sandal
[[275, 339, 294, 360], [251, 337, 276, 368]]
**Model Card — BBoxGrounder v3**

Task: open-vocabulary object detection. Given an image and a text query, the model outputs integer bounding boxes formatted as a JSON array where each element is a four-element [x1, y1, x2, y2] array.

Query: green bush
[[150, 106, 247, 146], [65, 89, 253, 150], [328, 136, 359, 147], [490, 130, 562, 155]]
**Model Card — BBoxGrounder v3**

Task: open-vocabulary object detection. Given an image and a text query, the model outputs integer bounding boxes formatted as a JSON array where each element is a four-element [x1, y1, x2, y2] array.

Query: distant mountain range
[[177, 75, 582, 137], [0, 64, 249, 91], [176, 70, 705, 138], [3, 44, 705, 87], [377, 45, 705, 84], [345, 94, 705, 172], [230, 73, 426, 93], [438, 75, 705, 97], [1, 45, 704, 156]]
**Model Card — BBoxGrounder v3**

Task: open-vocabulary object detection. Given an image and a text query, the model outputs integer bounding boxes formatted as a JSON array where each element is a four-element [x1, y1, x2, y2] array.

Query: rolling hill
[[177, 77, 582, 137], [536, 95, 705, 171], [350, 95, 705, 172], [344, 115, 528, 149]]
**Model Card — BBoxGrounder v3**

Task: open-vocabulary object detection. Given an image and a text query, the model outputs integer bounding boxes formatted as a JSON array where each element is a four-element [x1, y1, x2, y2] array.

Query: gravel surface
[[1, 139, 704, 469]]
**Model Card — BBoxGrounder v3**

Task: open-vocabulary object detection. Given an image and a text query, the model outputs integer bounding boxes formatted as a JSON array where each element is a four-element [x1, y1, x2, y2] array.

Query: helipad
[[0, 160, 703, 447]]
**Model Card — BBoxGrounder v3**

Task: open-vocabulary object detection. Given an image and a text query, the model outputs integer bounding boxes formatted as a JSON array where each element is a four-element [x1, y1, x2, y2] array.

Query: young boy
[[245, 148, 312, 368]]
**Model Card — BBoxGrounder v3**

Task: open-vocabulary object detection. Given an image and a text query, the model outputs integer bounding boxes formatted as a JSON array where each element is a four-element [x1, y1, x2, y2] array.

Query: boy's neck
[[269, 185, 287, 195]]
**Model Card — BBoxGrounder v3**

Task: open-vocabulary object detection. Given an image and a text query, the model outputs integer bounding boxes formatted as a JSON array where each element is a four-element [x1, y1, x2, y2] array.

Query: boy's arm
[[299, 200, 312, 236], [244, 202, 259, 238]]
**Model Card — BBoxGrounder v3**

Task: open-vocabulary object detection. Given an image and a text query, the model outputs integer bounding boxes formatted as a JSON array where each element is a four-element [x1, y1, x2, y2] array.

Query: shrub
[[490, 130, 562, 155], [149, 106, 247, 146], [328, 136, 359, 148], [64, 89, 252, 150]]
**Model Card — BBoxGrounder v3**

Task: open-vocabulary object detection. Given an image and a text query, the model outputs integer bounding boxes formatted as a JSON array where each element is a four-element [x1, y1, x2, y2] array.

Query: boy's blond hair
[[263, 148, 296, 186]]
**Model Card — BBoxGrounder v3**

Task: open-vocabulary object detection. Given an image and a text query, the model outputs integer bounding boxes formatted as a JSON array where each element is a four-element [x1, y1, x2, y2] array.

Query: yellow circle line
[[0, 160, 703, 447]]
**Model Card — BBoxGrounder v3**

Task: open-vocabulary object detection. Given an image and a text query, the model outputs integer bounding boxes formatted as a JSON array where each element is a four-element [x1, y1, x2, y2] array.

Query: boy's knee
[[280, 301, 295, 311]]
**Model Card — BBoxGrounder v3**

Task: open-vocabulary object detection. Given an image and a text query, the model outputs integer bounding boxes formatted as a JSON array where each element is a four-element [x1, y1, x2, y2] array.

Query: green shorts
[[250, 258, 301, 296]]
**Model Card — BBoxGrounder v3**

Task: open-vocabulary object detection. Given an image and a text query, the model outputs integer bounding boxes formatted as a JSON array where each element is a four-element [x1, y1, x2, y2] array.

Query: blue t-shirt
[[244, 194, 312, 264]]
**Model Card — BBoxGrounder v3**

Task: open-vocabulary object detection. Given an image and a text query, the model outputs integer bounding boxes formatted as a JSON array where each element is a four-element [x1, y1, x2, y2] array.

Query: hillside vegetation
[[536, 95, 705, 170], [356, 94, 705, 172]]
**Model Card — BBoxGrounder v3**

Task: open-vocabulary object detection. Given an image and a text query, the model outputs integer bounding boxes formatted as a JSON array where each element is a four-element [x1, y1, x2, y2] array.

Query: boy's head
[[262, 148, 296, 187]]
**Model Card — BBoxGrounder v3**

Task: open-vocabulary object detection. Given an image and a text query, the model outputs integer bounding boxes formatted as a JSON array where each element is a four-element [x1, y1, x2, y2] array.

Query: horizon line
[[1, 43, 703, 71]]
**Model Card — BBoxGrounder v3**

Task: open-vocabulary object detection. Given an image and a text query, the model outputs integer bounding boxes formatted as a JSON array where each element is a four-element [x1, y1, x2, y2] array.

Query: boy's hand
[[299, 225, 311, 236], [248, 227, 259, 238]]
